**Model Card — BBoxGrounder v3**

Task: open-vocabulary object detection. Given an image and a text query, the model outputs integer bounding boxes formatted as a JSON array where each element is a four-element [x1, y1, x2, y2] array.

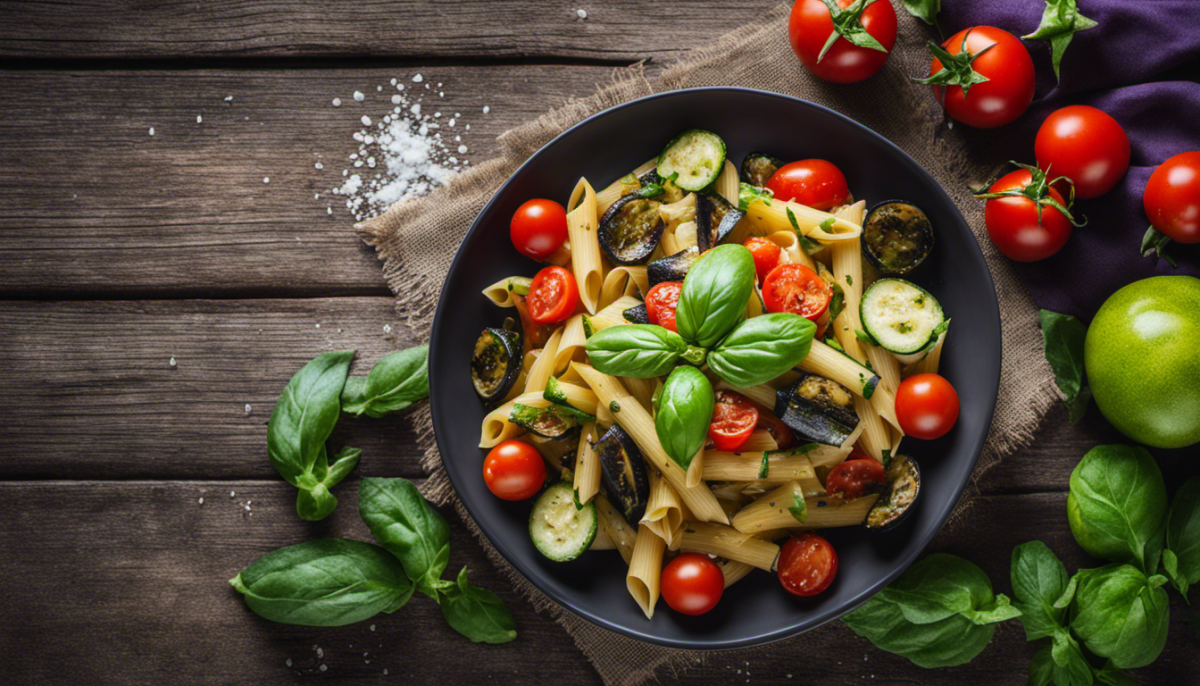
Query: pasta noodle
[[523, 328, 563, 395], [798, 339, 900, 430], [595, 494, 636, 564], [678, 522, 780, 571], [701, 451, 822, 492], [627, 524, 666, 618], [547, 378, 600, 415], [480, 392, 551, 448], [714, 159, 741, 206], [642, 470, 685, 545], [553, 314, 588, 373], [765, 229, 816, 271], [741, 196, 862, 242], [572, 422, 602, 505], [481, 276, 529, 308], [732, 481, 881, 533], [566, 177, 603, 313], [594, 295, 643, 327]]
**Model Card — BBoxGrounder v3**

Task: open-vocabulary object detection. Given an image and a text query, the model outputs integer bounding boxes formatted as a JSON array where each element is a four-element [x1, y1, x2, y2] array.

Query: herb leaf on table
[[1068, 445, 1168, 573], [1011, 541, 1071, 641], [1165, 476, 1200, 598], [1039, 309, 1091, 423], [1069, 564, 1170, 669], [437, 566, 519, 644], [341, 345, 430, 417], [359, 477, 451, 600]]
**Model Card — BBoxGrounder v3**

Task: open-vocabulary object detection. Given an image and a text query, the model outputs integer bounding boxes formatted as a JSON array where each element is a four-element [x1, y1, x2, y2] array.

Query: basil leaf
[[1010, 540, 1070, 641], [709, 313, 816, 388], [1029, 637, 1094, 686], [230, 539, 412, 627], [1069, 564, 1170, 669], [880, 554, 997, 624], [788, 493, 807, 523], [842, 597, 999, 668], [437, 566, 517, 644], [267, 350, 355, 520], [1022, 0, 1099, 81], [676, 244, 756, 348], [341, 345, 429, 418], [585, 324, 691, 378], [901, 0, 940, 26], [758, 452, 770, 479], [738, 181, 774, 211], [1093, 661, 1139, 686], [1161, 549, 1188, 598], [654, 366, 715, 470], [1167, 476, 1200, 590], [359, 477, 451, 599], [1039, 309, 1091, 423], [1068, 445, 1168, 571]]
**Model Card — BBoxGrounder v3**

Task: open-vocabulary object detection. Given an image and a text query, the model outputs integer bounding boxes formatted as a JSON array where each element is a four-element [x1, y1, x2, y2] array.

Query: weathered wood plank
[[0, 0, 765, 61], [0, 66, 611, 297], [1, 483, 1194, 685]]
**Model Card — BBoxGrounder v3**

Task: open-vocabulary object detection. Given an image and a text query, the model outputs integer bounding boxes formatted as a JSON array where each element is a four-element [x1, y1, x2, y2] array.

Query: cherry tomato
[[777, 533, 838, 597], [660, 553, 725, 616], [788, 0, 897, 84], [744, 237, 782, 284], [644, 281, 683, 332], [896, 373, 960, 440], [826, 458, 887, 499], [762, 263, 831, 321], [510, 199, 568, 261], [928, 27, 1035, 129], [756, 408, 796, 451], [483, 440, 546, 501], [983, 169, 1073, 262], [526, 265, 579, 324], [765, 160, 851, 210], [1144, 151, 1200, 244], [709, 391, 759, 452], [1035, 106, 1130, 200]]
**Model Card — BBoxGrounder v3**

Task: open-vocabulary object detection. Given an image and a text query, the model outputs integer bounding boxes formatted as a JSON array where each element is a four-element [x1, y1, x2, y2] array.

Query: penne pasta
[[798, 339, 900, 430], [572, 422, 602, 505], [741, 196, 862, 243], [553, 314, 588, 374], [679, 522, 780, 572], [685, 448, 705, 488], [481, 275, 531, 308], [627, 524, 666, 619], [621, 376, 657, 411], [713, 159, 741, 206], [910, 331, 947, 377], [599, 266, 649, 311], [566, 177, 604, 313], [764, 229, 816, 271], [642, 470, 685, 545], [739, 429, 779, 453], [523, 328, 563, 395], [716, 559, 756, 588], [480, 392, 551, 448], [594, 295, 643, 327], [853, 394, 892, 463], [732, 481, 881, 533], [546, 378, 600, 415], [595, 494, 637, 564], [702, 451, 822, 492]]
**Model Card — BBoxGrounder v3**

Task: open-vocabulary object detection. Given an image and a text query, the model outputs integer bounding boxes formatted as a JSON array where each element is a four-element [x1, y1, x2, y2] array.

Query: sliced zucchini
[[593, 423, 650, 525], [598, 194, 666, 265], [866, 454, 921, 532], [622, 303, 650, 324], [775, 374, 860, 446], [471, 327, 522, 402], [530, 482, 597, 562], [647, 247, 699, 286], [695, 192, 746, 251], [862, 200, 935, 275], [657, 129, 727, 192], [509, 403, 595, 439], [740, 152, 784, 187], [860, 279, 946, 362]]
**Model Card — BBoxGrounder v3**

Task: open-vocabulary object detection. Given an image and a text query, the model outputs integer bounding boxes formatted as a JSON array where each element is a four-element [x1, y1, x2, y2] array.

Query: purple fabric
[[935, 0, 1200, 319]]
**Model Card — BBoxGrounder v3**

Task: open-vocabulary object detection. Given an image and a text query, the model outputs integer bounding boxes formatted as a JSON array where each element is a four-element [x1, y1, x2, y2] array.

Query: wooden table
[[1, 2, 1196, 684]]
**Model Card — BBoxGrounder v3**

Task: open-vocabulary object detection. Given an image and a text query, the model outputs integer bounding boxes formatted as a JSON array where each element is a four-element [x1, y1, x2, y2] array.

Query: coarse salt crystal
[[457, 145, 467, 154], [319, 665, 327, 672], [230, 490, 236, 497], [391, 95, 402, 105], [315, 162, 324, 169], [148, 127, 155, 136], [286, 659, 292, 667], [198, 497, 204, 504], [353, 91, 365, 101], [482, 105, 490, 114], [577, 8, 588, 19], [225, 95, 233, 102], [169, 356, 176, 366], [390, 78, 397, 85], [332, 98, 341, 107], [412, 74, 424, 83], [315, 323, 321, 329], [263, 177, 270, 183], [370, 625, 376, 631], [376, 85, 382, 91], [361, 115, 372, 126], [244, 404, 252, 413], [196, 115, 202, 123]]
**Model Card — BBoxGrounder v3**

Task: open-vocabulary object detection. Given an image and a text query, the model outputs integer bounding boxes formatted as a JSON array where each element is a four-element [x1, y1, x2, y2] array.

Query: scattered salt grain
[[337, 328, 342, 333], [353, 91, 365, 101], [148, 127, 155, 136], [286, 659, 292, 667], [377, 85, 383, 91], [198, 497, 204, 505], [434, 111, 441, 117], [315, 647, 324, 658], [315, 162, 324, 170], [332, 98, 342, 107], [327, 207, 332, 214], [392, 95, 403, 105], [230, 490, 236, 497], [412, 74, 424, 83], [439, 92, 444, 97], [319, 665, 327, 672], [244, 404, 252, 413], [382, 324, 392, 334], [390, 78, 397, 86], [577, 8, 588, 19], [263, 177, 270, 183], [361, 115, 372, 126], [384, 669, 389, 675], [196, 115, 202, 123], [448, 118, 456, 127], [315, 323, 321, 329], [458, 145, 468, 154], [369, 624, 376, 632], [169, 356, 176, 367], [482, 105, 490, 114]]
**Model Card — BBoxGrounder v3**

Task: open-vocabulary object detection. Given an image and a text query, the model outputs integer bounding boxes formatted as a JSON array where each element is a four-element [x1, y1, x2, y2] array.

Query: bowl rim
[[428, 86, 1001, 649]]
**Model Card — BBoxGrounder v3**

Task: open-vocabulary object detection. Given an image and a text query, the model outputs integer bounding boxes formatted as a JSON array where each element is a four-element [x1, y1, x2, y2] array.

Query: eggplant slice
[[593, 423, 650, 525], [866, 454, 921, 532], [775, 374, 860, 446], [471, 327, 522, 402], [862, 200, 935, 275], [647, 247, 700, 287], [695, 192, 746, 251], [740, 152, 785, 187], [526, 429, 581, 474], [598, 194, 666, 265], [622, 303, 651, 325], [509, 403, 594, 439]]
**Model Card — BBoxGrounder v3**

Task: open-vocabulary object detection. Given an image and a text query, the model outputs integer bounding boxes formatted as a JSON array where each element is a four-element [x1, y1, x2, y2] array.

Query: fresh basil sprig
[[342, 345, 429, 418], [585, 324, 702, 378], [1038, 309, 1091, 423], [359, 477, 451, 600], [708, 313, 815, 387], [654, 366, 715, 470], [1165, 477, 1200, 597], [1022, 0, 1099, 82], [1068, 445, 1168, 572], [436, 566, 518, 644], [675, 244, 756, 349], [1070, 564, 1170, 669], [267, 350, 360, 521]]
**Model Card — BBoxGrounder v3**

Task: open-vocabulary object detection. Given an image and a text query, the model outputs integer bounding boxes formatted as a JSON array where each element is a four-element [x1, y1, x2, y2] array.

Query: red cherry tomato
[[825, 458, 887, 499], [755, 408, 796, 451], [777, 533, 838, 597], [762, 263, 831, 321], [526, 265, 579, 324], [1035, 106, 1130, 200], [660, 553, 725, 616], [644, 281, 682, 332], [1144, 151, 1200, 244], [928, 27, 1035, 129], [510, 199, 568, 261], [709, 391, 759, 452], [788, 0, 897, 84], [896, 373, 960, 440], [483, 440, 546, 501], [765, 160, 851, 210], [983, 169, 1073, 262], [744, 237, 783, 284]]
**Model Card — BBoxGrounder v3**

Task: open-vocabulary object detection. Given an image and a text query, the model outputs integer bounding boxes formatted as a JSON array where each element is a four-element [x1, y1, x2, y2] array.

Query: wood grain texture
[[0, 66, 609, 298], [0, 0, 767, 61], [2, 481, 1195, 685]]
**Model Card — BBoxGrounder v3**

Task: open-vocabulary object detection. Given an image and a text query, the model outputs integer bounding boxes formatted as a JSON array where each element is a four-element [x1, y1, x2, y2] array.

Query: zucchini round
[[860, 279, 945, 360], [862, 200, 934, 275], [470, 327, 522, 401], [530, 482, 597, 562], [657, 129, 727, 192], [866, 454, 921, 532], [740, 152, 784, 187], [598, 194, 666, 265]]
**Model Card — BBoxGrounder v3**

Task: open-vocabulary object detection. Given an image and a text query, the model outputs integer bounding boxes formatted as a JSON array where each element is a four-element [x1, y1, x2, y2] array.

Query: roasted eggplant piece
[[593, 423, 650, 524], [598, 194, 666, 265], [622, 303, 650, 324], [695, 192, 746, 251], [647, 247, 699, 286], [509, 403, 594, 439], [741, 152, 785, 187], [775, 374, 860, 446], [527, 428, 582, 474], [471, 327, 522, 402], [866, 454, 921, 532], [862, 200, 935, 275]]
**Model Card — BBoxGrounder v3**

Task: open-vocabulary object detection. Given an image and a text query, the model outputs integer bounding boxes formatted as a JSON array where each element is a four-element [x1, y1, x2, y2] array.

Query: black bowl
[[428, 87, 1001, 649]]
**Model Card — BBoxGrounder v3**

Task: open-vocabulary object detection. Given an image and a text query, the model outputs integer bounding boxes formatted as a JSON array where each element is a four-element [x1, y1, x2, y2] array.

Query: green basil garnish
[[359, 477, 451, 600], [436, 567, 519, 644], [707, 313, 815, 387], [1069, 564, 1170, 669], [675, 244, 756, 349], [1068, 445, 1168, 573], [341, 345, 429, 418], [653, 366, 715, 470], [584, 324, 694, 378], [1039, 309, 1091, 423], [1165, 477, 1200, 597]]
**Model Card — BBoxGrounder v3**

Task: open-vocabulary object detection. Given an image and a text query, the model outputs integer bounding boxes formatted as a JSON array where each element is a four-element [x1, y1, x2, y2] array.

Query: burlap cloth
[[357, 3, 1058, 683]]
